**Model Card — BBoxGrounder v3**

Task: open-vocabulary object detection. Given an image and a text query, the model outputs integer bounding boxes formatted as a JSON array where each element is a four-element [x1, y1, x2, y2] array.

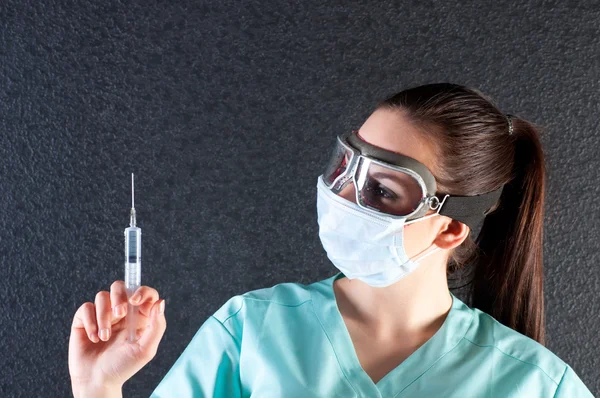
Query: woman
[[69, 83, 594, 397]]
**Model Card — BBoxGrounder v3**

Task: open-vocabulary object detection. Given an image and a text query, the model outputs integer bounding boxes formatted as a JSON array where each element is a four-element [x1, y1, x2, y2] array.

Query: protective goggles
[[321, 130, 504, 229]]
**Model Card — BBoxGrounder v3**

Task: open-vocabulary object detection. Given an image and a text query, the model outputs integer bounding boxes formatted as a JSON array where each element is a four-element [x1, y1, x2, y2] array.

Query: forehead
[[355, 108, 435, 171]]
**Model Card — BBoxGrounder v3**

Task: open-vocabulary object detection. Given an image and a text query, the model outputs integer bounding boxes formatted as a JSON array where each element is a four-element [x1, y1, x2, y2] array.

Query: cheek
[[401, 217, 437, 257]]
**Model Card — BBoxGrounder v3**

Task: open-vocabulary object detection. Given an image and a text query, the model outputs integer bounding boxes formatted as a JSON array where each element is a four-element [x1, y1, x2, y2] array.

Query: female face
[[336, 108, 444, 258]]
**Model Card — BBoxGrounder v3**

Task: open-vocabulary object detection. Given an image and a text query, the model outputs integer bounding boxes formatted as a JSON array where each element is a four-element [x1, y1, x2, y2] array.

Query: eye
[[364, 181, 397, 200]]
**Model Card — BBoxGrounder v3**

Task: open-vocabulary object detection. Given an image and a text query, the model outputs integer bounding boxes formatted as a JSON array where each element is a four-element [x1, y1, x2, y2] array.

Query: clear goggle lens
[[322, 138, 426, 217], [322, 139, 354, 190]]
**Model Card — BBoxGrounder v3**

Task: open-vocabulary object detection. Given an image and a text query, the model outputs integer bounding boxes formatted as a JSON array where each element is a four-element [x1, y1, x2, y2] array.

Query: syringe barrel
[[124, 226, 142, 292], [124, 226, 141, 342]]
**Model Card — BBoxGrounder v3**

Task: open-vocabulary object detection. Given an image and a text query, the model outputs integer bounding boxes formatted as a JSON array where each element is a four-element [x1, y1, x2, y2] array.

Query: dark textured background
[[1, 0, 598, 397]]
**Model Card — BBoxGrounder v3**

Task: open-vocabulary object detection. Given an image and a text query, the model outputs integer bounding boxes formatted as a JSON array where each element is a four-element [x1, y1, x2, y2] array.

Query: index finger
[[129, 286, 160, 317]]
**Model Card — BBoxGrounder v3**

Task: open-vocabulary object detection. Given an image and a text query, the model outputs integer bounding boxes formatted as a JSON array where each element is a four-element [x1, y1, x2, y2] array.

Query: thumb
[[136, 299, 167, 361]]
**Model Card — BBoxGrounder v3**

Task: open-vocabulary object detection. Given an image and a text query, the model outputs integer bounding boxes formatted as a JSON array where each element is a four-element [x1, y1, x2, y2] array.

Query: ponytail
[[377, 83, 547, 343], [472, 117, 546, 344]]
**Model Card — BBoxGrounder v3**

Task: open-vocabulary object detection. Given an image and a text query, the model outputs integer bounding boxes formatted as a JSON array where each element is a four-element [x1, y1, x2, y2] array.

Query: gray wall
[[1, 1, 598, 397]]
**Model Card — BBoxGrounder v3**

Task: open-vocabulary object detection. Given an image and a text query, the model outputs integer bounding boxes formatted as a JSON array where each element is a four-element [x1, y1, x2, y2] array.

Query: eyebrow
[[369, 171, 414, 187]]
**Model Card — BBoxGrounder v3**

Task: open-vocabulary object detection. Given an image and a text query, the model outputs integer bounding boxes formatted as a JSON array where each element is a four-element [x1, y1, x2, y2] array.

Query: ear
[[432, 216, 470, 250]]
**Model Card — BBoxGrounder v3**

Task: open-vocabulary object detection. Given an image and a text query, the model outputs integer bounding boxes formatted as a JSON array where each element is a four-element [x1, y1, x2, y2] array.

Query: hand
[[68, 281, 167, 396]]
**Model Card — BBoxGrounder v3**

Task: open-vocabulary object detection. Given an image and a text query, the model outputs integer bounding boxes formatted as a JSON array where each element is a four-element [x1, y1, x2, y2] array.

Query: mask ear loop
[[390, 228, 444, 267], [409, 243, 442, 263]]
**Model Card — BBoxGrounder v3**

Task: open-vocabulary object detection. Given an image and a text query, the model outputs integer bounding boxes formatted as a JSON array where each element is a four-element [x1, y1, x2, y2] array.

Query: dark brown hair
[[376, 83, 546, 344]]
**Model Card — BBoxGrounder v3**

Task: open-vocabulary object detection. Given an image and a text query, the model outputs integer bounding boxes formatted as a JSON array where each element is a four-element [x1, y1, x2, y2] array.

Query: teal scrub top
[[151, 272, 594, 397]]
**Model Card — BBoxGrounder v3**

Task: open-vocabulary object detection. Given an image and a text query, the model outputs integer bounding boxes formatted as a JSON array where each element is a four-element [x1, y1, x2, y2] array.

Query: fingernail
[[89, 332, 99, 343], [159, 300, 165, 315], [130, 294, 141, 304], [99, 328, 110, 341], [113, 303, 125, 317]]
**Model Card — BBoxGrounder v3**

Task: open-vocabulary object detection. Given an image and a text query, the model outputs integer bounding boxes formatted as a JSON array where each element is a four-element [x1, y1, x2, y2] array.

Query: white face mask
[[316, 176, 441, 288]]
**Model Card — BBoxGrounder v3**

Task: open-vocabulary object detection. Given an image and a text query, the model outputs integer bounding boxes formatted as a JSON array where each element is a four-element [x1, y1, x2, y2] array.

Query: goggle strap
[[438, 185, 505, 231]]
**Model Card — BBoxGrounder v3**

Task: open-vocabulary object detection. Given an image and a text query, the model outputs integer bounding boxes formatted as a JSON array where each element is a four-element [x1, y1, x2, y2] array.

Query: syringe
[[124, 173, 142, 342]]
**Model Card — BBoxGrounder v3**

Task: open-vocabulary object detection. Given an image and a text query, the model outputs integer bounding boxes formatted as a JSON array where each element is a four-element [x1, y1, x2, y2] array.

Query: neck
[[333, 252, 453, 341]]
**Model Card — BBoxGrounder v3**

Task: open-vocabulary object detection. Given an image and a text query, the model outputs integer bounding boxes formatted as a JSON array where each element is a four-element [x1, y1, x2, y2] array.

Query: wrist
[[71, 381, 123, 398]]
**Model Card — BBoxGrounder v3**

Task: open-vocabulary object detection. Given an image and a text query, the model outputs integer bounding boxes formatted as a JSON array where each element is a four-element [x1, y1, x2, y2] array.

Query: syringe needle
[[132, 173, 135, 209], [130, 173, 136, 228]]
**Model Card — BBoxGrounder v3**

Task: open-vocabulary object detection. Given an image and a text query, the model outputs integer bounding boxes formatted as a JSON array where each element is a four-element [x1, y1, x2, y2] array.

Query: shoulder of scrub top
[[210, 277, 315, 338], [463, 305, 573, 387]]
